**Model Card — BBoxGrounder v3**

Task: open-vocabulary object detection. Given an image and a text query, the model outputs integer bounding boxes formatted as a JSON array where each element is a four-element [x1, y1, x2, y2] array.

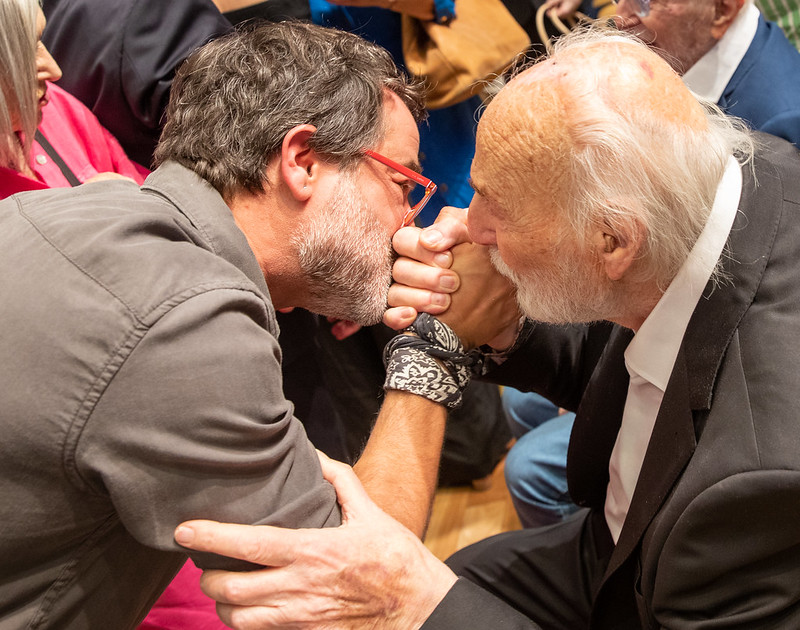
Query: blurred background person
[[0, 0, 146, 199], [39, 0, 311, 168], [616, 0, 800, 145], [40, 0, 230, 166]]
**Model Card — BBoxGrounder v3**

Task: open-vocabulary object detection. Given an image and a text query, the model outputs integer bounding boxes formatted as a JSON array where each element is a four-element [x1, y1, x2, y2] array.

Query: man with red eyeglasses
[[0, 21, 516, 629]]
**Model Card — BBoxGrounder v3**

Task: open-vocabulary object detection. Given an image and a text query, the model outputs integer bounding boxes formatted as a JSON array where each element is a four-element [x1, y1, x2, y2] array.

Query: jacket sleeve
[[480, 320, 618, 413], [421, 579, 542, 629], [121, 0, 231, 132]]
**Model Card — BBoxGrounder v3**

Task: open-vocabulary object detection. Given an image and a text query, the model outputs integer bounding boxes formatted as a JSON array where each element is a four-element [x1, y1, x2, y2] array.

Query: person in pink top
[[33, 81, 150, 187], [0, 0, 147, 199]]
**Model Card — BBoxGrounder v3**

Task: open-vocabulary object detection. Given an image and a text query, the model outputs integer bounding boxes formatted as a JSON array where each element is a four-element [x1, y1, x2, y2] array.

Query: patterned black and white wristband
[[383, 313, 477, 409]]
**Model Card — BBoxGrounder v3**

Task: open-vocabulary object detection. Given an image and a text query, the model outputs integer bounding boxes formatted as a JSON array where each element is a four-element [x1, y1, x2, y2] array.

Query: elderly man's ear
[[280, 124, 320, 202], [711, 0, 745, 40], [591, 220, 644, 282]]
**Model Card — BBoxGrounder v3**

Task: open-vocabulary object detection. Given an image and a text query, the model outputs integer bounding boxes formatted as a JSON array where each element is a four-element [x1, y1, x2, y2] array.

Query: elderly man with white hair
[[501, 0, 800, 533], [174, 27, 800, 630]]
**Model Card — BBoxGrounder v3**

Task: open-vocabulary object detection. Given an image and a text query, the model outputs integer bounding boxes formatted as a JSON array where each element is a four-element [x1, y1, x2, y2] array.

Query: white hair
[[547, 27, 755, 289], [0, 0, 39, 172]]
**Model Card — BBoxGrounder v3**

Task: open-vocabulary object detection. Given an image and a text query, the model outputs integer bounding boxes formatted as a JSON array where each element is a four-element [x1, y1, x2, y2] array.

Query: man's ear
[[711, 0, 744, 40], [280, 124, 319, 202], [590, 217, 645, 282]]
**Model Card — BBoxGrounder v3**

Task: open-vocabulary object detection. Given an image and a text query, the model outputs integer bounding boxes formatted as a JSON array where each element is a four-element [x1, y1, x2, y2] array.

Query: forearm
[[353, 390, 447, 538], [481, 321, 618, 411]]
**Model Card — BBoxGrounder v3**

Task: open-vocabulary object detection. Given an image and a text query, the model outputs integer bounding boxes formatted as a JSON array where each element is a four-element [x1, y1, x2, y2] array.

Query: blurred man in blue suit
[[617, 0, 800, 145]]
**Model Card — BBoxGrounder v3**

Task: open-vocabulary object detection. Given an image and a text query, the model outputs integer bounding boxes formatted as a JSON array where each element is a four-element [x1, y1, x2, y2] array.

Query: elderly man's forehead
[[472, 84, 570, 213], [480, 37, 707, 145], [473, 35, 709, 207]]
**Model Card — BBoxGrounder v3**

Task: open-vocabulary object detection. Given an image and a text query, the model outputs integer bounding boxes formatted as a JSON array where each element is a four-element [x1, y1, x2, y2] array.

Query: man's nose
[[466, 208, 497, 247]]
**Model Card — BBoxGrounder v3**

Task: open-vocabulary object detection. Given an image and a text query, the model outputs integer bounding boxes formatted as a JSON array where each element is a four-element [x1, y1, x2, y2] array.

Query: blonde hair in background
[[0, 0, 39, 172]]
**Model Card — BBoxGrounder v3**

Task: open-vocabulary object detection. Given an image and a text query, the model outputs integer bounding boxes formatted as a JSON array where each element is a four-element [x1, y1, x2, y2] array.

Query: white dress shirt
[[604, 156, 743, 543], [683, 3, 760, 103]]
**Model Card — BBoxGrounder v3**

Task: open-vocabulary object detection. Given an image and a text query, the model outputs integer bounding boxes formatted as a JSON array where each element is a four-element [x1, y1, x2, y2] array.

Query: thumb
[[383, 305, 419, 331], [316, 450, 375, 523], [421, 207, 470, 250]]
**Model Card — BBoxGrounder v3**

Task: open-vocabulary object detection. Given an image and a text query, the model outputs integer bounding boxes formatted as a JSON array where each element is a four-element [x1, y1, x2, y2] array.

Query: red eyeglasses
[[364, 149, 438, 227]]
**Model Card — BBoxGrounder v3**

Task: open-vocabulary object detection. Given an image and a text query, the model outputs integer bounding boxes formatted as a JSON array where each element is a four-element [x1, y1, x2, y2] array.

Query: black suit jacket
[[426, 134, 800, 629]]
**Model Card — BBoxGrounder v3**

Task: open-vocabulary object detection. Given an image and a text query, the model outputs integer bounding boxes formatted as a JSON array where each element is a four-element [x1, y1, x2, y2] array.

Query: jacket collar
[[140, 161, 274, 304]]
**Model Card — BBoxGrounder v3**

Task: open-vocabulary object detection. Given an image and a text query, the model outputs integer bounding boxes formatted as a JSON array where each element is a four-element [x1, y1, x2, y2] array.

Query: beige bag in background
[[402, 0, 530, 109]]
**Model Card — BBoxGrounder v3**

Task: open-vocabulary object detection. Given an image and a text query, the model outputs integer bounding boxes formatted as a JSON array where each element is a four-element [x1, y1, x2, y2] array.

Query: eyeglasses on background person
[[613, 0, 651, 17], [364, 149, 437, 227]]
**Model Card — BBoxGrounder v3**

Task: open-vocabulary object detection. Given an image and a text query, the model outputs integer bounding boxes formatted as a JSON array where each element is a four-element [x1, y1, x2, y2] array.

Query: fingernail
[[174, 525, 195, 545], [433, 253, 451, 268], [421, 229, 443, 247], [430, 293, 449, 307], [399, 307, 417, 322], [439, 275, 458, 291]]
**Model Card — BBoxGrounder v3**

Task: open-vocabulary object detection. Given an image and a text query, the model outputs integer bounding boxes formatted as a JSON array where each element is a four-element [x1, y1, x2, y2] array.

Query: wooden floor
[[424, 455, 521, 561]]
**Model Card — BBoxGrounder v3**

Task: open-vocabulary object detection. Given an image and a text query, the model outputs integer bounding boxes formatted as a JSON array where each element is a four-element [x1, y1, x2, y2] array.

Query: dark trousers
[[444, 509, 615, 630]]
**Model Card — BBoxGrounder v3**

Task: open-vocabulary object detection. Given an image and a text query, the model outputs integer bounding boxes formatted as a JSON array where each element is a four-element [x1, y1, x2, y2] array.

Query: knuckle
[[237, 537, 270, 565], [219, 576, 247, 602], [226, 606, 253, 630]]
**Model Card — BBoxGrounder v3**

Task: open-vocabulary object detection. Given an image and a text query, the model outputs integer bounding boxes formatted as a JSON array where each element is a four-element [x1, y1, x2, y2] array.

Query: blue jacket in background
[[721, 16, 800, 146]]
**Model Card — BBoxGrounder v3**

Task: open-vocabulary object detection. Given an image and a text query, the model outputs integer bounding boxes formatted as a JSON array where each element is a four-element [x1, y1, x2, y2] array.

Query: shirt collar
[[682, 3, 760, 103], [624, 156, 742, 390], [141, 161, 272, 302]]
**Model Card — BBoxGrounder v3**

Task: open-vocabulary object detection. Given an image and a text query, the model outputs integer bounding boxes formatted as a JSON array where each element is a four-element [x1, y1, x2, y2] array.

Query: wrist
[[472, 318, 533, 376], [383, 314, 477, 409], [487, 314, 526, 353], [405, 563, 458, 629]]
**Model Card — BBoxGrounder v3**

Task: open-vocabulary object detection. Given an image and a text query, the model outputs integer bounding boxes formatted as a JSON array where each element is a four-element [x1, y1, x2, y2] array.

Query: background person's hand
[[327, 318, 362, 341], [544, 0, 583, 19], [174, 451, 457, 630], [84, 172, 138, 184]]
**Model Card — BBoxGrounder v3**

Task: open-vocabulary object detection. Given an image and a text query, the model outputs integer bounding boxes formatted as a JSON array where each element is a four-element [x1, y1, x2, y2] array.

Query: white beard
[[489, 247, 614, 325]]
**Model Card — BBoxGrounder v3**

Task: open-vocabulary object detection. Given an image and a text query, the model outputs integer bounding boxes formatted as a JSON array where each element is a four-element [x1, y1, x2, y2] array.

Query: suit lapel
[[567, 327, 633, 508], [605, 352, 696, 575], [683, 137, 782, 409]]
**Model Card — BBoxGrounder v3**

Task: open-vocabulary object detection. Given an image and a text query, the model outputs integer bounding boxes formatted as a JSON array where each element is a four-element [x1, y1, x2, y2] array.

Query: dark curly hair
[[155, 21, 426, 198]]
